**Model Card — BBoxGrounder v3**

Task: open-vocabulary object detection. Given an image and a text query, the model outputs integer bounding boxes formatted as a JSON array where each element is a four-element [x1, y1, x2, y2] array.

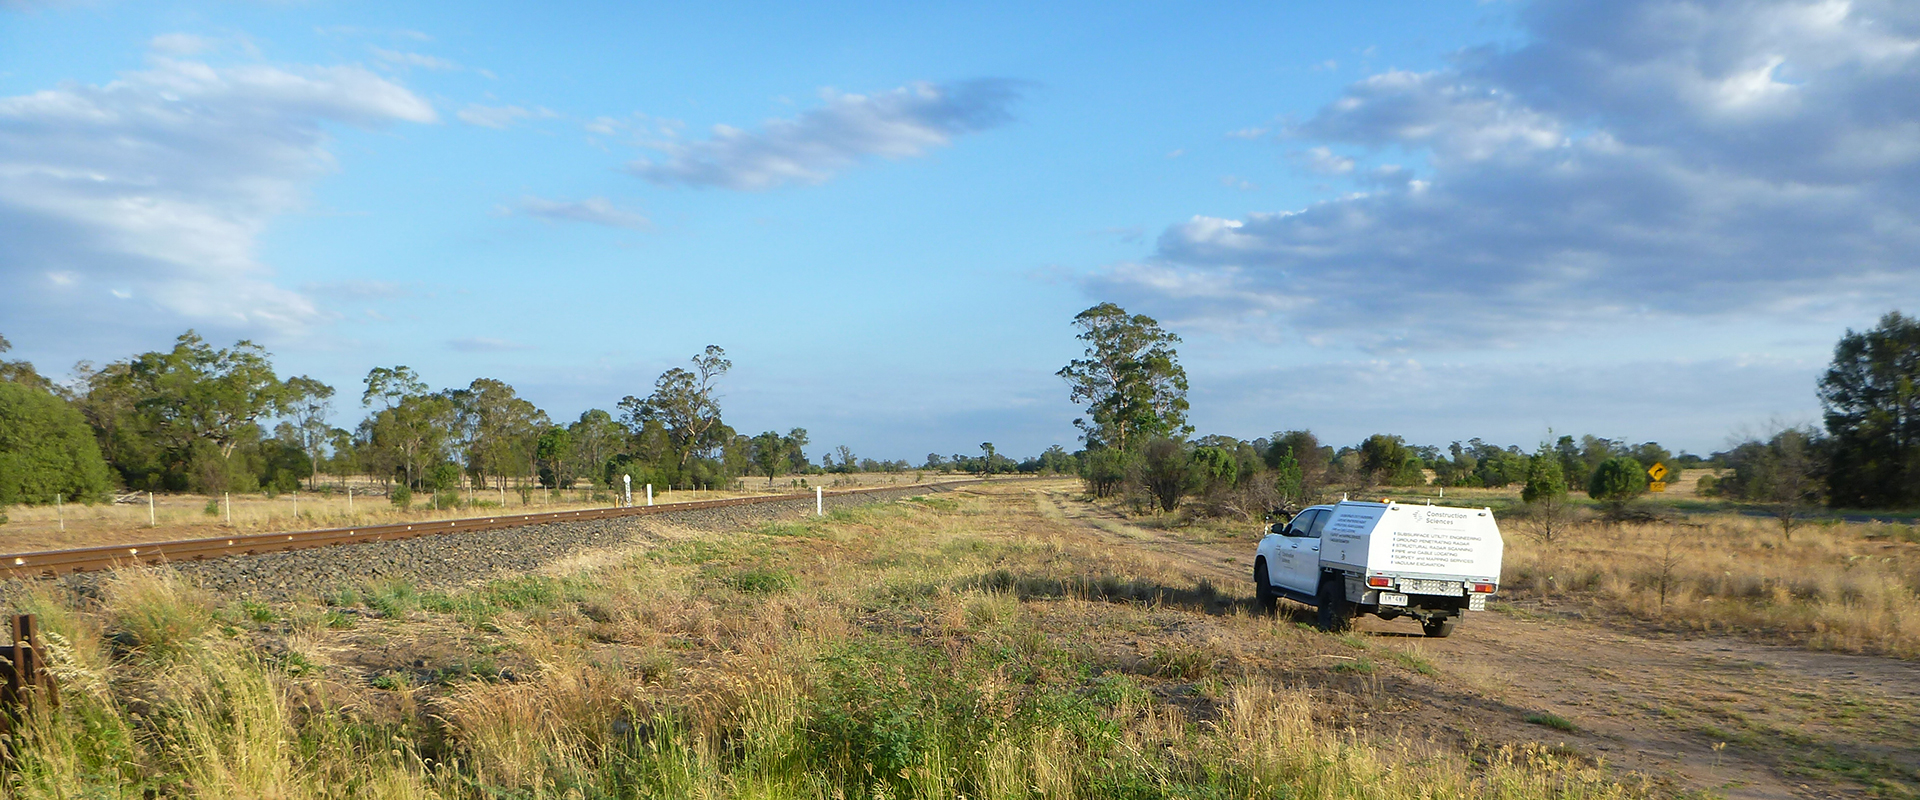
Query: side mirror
[[1267, 523, 1285, 536]]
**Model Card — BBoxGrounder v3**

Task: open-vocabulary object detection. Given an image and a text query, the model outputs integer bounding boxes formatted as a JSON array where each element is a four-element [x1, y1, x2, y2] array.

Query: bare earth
[[1041, 487, 1920, 800]]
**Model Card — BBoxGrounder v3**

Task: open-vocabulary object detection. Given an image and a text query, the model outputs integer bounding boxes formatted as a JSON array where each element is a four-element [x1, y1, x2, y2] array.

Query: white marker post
[[56, 494, 63, 532], [347, 487, 354, 515], [293, 491, 298, 519], [816, 486, 823, 516], [224, 492, 231, 524], [646, 484, 653, 506], [622, 474, 632, 507], [148, 492, 155, 527]]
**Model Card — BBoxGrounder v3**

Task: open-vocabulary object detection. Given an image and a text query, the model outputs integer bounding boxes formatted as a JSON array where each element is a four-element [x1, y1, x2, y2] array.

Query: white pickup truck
[[1253, 500, 1504, 637]]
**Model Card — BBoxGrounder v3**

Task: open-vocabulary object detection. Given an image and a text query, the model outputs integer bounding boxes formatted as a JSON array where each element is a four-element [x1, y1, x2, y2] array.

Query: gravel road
[[4, 484, 951, 606]]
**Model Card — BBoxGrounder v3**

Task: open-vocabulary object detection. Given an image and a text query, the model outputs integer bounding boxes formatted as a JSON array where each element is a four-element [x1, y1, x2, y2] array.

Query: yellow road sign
[[1647, 463, 1669, 481], [1650, 481, 1667, 493]]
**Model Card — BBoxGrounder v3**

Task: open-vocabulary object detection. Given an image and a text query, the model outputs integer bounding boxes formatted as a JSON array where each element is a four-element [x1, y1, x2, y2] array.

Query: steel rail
[[0, 481, 976, 580]]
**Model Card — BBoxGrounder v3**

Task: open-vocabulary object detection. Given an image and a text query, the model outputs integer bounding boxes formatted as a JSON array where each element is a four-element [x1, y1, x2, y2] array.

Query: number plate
[[1400, 579, 1464, 596], [1378, 592, 1409, 607]]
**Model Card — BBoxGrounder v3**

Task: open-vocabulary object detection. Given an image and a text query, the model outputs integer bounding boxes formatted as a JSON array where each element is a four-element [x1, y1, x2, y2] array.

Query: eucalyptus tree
[[459, 378, 549, 490], [566, 409, 626, 488], [282, 375, 334, 489], [76, 331, 288, 490], [360, 366, 452, 489], [1820, 311, 1920, 507], [750, 430, 788, 487], [619, 345, 732, 471], [1057, 303, 1190, 453]]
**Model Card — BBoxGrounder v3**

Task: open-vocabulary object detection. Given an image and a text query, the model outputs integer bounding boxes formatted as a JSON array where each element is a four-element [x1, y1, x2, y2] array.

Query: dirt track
[[1039, 487, 1920, 800]]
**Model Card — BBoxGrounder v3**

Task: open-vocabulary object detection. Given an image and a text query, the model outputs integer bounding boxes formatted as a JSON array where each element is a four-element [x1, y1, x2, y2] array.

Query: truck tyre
[[1253, 559, 1277, 613], [1315, 573, 1353, 632], [1421, 616, 1457, 638]]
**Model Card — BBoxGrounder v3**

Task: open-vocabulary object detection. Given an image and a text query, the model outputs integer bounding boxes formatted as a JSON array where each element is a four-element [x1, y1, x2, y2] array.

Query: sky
[[3, 0, 1916, 461]]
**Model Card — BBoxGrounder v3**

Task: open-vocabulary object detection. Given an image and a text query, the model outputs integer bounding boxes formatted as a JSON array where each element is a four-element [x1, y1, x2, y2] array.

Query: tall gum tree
[[1057, 303, 1191, 453], [1819, 311, 1920, 507]]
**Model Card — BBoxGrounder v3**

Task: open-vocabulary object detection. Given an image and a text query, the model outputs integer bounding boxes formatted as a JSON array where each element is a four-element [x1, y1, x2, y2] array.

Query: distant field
[[0, 470, 970, 553]]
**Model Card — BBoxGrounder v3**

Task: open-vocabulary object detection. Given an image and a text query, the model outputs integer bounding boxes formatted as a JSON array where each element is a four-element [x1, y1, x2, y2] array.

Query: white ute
[[1253, 500, 1504, 637]]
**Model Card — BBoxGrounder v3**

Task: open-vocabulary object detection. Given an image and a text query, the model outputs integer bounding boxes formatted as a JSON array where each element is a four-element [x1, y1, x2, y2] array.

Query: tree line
[[0, 333, 1054, 509], [1054, 304, 1920, 520]]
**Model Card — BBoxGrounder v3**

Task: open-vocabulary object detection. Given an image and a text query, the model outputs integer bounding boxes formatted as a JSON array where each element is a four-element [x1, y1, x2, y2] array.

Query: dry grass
[[0, 472, 973, 553], [1503, 514, 1920, 658], [1, 484, 1662, 799]]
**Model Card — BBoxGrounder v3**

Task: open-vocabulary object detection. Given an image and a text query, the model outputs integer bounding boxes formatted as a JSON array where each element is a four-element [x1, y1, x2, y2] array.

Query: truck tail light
[[1470, 582, 1496, 594], [1366, 576, 1392, 588]]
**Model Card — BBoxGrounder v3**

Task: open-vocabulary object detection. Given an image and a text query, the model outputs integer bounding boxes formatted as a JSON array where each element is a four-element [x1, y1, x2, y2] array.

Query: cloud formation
[[516, 196, 651, 231], [1086, 0, 1920, 351], [456, 103, 552, 129], [627, 80, 1020, 190], [0, 54, 436, 340], [447, 337, 533, 353]]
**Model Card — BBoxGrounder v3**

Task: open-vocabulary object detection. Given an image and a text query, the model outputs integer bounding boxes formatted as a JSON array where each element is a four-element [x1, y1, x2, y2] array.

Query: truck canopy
[[1318, 501, 1503, 582]]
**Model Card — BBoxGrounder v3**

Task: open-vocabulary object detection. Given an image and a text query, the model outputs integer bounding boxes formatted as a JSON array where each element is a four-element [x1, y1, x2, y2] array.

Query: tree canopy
[[1057, 303, 1190, 453], [1820, 311, 1920, 507], [0, 380, 113, 504]]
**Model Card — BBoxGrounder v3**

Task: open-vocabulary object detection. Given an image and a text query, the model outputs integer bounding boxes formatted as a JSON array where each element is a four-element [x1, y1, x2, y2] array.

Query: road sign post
[[1647, 463, 1669, 493]]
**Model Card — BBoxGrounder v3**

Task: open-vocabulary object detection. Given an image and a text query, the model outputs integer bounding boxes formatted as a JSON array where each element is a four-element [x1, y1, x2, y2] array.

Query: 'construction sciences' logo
[[1409, 507, 1467, 527]]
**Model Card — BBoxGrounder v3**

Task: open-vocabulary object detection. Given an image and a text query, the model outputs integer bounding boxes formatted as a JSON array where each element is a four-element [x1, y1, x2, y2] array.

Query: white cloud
[[626, 80, 1020, 190], [515, 196, 651, 231], [1088, 0, 1920, 352], [457, 103, 553, 129], [0, 55, 436, 340], [1296, 145, 1354, 175], [370, 46, 459, 72], [447, 337, 533, 353], [150, 33, 215, 56]]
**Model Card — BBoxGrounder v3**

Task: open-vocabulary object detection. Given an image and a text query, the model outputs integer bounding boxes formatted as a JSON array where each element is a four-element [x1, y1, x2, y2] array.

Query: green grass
[[1525, 711, 1579, 733]]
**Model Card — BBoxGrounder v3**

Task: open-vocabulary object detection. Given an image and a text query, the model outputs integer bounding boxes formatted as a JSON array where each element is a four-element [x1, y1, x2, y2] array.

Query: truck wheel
[[1421, 616, 1457, 638], [1315, 574, 1353, 632], [1253, 559, 1277, 613]]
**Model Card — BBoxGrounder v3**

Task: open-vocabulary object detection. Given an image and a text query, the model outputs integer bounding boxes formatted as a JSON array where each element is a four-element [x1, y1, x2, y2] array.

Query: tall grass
[[4, 487, 1661, 799], [1504, 515, 1920, 657]]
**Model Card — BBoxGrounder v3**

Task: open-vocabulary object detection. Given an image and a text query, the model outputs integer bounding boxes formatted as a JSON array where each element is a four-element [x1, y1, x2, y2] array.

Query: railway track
[[0, 481, 982, 580]]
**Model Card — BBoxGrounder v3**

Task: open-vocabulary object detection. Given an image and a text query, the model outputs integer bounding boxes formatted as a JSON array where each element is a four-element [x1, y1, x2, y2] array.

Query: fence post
[[817, 486, 823, 516], [646, 484, 653, 506], [348, 487, 354, 515], [224, 492, 231, 525], [1, 614, 56, 735], [56, 494, 63, 532], [148, 492, 155, 527]]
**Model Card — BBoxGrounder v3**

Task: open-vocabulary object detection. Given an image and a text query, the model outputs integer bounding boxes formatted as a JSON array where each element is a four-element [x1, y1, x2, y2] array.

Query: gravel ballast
[[6, 483, 962, 606]]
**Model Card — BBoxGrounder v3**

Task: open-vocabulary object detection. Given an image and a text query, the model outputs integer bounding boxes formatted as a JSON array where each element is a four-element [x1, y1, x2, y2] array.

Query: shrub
[[1587, 456, 1648, 510], [388, 486, 412, 508], [0, 380, 114, 505]]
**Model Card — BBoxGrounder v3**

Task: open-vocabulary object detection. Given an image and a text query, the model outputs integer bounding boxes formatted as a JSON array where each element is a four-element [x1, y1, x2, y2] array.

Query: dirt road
[[1038, 487, 1920, 800]]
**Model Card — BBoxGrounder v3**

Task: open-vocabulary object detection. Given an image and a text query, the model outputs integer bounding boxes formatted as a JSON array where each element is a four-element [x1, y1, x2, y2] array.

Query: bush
[[1587, 456, 1649, 510], [389, 486, 412, 508], [0, 380, 114, 505]]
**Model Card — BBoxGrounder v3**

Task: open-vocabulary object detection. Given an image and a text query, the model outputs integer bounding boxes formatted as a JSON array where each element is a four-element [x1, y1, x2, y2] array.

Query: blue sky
[[5, 0, 1916, 460]]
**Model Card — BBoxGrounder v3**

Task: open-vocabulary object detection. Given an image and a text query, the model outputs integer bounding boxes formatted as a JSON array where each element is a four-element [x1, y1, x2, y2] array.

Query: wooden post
[[224, 492, 231, 525], [148, 492, 155, 527], [1, 614, 57, 736], [55, 494, 62, 532], [348, 487, 354, 515]]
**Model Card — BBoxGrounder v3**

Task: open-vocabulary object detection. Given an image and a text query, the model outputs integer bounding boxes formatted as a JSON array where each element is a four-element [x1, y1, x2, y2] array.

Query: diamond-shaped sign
[[1647, 463, 1669, 481]]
